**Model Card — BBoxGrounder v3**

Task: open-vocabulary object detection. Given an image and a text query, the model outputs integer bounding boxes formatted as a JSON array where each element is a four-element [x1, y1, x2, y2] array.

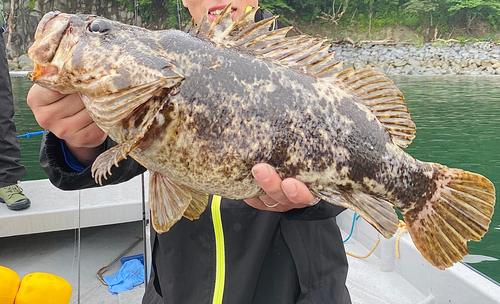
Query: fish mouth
[[207, 4, 237, 23], [28, 11, 70, 81]]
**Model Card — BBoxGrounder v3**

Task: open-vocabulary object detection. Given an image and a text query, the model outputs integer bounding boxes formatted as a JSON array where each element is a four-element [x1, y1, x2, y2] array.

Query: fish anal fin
[[313, 189, 399, 238], [331, 67, 416, 148], [91, 142, 134, 185], [402, 165, 496, 269], [149, 172, 208, 233]]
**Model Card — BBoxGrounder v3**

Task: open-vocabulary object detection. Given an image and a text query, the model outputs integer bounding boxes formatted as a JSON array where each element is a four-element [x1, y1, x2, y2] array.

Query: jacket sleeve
[[284, 201, 346, 221], [40, 131, 146, 190]]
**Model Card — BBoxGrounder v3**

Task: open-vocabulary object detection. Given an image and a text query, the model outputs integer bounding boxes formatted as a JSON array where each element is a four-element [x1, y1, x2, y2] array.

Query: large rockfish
[[28, 6, 495, 270]]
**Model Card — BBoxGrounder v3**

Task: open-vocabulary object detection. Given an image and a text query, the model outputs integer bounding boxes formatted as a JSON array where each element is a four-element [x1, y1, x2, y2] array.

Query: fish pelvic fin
[[183, 192, 210, 221], [402, 164, 495, 269], [313, 189, 399, 238], [149, 172, 209, 233], [330, 67, 416, 148]]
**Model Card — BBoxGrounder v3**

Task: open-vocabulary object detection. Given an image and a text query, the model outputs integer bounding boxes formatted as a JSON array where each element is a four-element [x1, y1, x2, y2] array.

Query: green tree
[[446, 0, 500, 32], [404, 0, 439, 26]]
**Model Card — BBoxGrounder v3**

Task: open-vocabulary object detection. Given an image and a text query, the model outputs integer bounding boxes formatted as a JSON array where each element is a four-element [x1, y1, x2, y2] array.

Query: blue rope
[[343, 212, 360, 243], [17, 130, 44, 139]]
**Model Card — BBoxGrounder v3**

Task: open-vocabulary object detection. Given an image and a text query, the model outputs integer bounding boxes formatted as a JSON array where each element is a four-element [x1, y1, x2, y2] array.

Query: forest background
[[2, 0, 500, 57]]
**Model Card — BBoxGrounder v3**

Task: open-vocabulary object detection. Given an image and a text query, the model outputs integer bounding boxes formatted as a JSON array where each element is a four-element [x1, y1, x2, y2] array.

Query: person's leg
[[0, 32, 30, 210]]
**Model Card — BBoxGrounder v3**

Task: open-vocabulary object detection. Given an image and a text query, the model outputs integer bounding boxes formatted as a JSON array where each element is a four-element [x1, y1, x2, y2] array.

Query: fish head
[[28, 12, 177, 98]]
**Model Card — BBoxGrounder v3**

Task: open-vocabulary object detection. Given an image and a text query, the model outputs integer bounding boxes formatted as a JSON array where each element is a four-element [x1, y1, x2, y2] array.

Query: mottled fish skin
[[28, 9, 495, 270], [131, 31, 425, 204]]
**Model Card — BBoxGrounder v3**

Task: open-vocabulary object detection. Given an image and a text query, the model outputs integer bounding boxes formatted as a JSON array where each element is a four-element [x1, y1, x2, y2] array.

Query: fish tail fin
[[402, 164, 495, 269]]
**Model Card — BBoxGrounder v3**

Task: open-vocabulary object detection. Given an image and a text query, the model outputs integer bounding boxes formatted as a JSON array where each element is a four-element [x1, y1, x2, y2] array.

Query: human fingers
[[26, 84, 66, 107], [58, 108, 107, 148], [246, 163, 320, 211], [251, 163, 291, 205], [281, 178, 319, 206], [27, 85, 84, 130], [27, 84, 106, 148], [243, 188, 319, 212]]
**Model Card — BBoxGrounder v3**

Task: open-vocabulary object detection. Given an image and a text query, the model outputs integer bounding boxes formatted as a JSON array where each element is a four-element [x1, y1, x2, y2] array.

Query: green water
[[11, 75, 500, 282], [11, 76, 46, 180], [392, 76, 500, 282]]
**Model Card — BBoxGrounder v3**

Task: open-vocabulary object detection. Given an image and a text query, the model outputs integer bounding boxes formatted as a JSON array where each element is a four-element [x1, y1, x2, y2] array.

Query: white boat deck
[[1, 178, 499, 303], [337, 211, 500, 304], [0, 176, 146, 238]]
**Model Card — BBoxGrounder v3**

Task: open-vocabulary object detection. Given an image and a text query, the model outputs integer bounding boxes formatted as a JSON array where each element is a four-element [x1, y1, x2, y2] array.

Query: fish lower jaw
[[30, 64, 59, 81]]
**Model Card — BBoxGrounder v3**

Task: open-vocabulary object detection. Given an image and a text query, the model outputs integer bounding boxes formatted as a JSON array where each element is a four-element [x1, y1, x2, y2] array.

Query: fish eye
[[88, 20, 112, 34]]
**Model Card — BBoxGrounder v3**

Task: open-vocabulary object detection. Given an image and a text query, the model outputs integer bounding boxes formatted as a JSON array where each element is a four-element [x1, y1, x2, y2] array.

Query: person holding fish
[[27, 1, 351, 303]]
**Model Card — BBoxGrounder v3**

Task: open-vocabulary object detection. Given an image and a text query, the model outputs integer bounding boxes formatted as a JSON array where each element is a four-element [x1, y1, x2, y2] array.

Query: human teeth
[[209, 9, 223, 15]]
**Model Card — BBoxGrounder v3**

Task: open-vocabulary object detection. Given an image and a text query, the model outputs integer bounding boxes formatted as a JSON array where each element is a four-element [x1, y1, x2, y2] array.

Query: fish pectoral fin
[[149, 172, 208, 233], [402, 165, 495, 270], [86, 75, 183, 134], [91, 142, 134, 185], [313, 189, 399, 238], [331, 68, 416, 148]]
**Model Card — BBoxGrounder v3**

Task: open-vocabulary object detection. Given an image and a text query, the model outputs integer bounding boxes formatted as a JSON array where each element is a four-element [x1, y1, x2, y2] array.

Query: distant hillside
[[3, 0, 499, 58]]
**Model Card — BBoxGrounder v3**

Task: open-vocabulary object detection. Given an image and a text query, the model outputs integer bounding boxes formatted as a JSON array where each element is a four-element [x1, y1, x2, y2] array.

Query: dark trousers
[[0, 33, 27, 187]]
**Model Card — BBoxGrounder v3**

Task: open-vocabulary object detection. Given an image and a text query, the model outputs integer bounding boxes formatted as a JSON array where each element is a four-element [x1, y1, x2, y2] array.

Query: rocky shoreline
[[9, 41, 500, 76], [8, 54, 34, 72], [331, 41, 500, 76]]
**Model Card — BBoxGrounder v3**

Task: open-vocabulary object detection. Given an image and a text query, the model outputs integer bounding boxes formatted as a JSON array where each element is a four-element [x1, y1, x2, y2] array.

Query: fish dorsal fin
[[192, 5, 334, 72], [195, 4, 234, 39], [193, 5, 284, 49], [330, 68, 416, 148], [193, 5, 415, 147]]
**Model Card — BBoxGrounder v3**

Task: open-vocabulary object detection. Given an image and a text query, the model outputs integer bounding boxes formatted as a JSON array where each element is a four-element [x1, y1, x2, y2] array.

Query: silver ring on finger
[[263, 201, 280, 208]]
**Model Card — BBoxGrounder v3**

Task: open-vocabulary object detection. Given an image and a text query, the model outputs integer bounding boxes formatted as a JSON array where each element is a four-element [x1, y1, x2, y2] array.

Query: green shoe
[[0, 184, 31, 211]]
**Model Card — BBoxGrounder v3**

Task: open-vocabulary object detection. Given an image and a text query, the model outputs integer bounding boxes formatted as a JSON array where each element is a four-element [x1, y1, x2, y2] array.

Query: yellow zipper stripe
[[211, 195, 225, 304]]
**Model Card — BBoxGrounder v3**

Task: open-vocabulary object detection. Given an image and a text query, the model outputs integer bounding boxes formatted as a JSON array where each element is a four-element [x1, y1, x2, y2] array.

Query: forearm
[[40, 131, 146, 190], [65, 141, 105, 168]]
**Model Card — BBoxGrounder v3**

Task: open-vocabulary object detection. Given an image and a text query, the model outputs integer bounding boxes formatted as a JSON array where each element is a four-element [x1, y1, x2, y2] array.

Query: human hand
[[27, 84, 107, 166], [244, 163, 320, 212]]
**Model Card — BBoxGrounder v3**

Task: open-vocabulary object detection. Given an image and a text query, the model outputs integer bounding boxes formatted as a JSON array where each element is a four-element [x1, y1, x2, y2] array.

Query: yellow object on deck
[[0, 265, 20, 304], [15, 273, 72, 304]]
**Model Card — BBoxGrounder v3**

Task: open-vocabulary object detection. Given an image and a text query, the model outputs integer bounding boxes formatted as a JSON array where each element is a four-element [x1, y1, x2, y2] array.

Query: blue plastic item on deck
[[120, 253, 144, 265], [102, 259, 144, 294]]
